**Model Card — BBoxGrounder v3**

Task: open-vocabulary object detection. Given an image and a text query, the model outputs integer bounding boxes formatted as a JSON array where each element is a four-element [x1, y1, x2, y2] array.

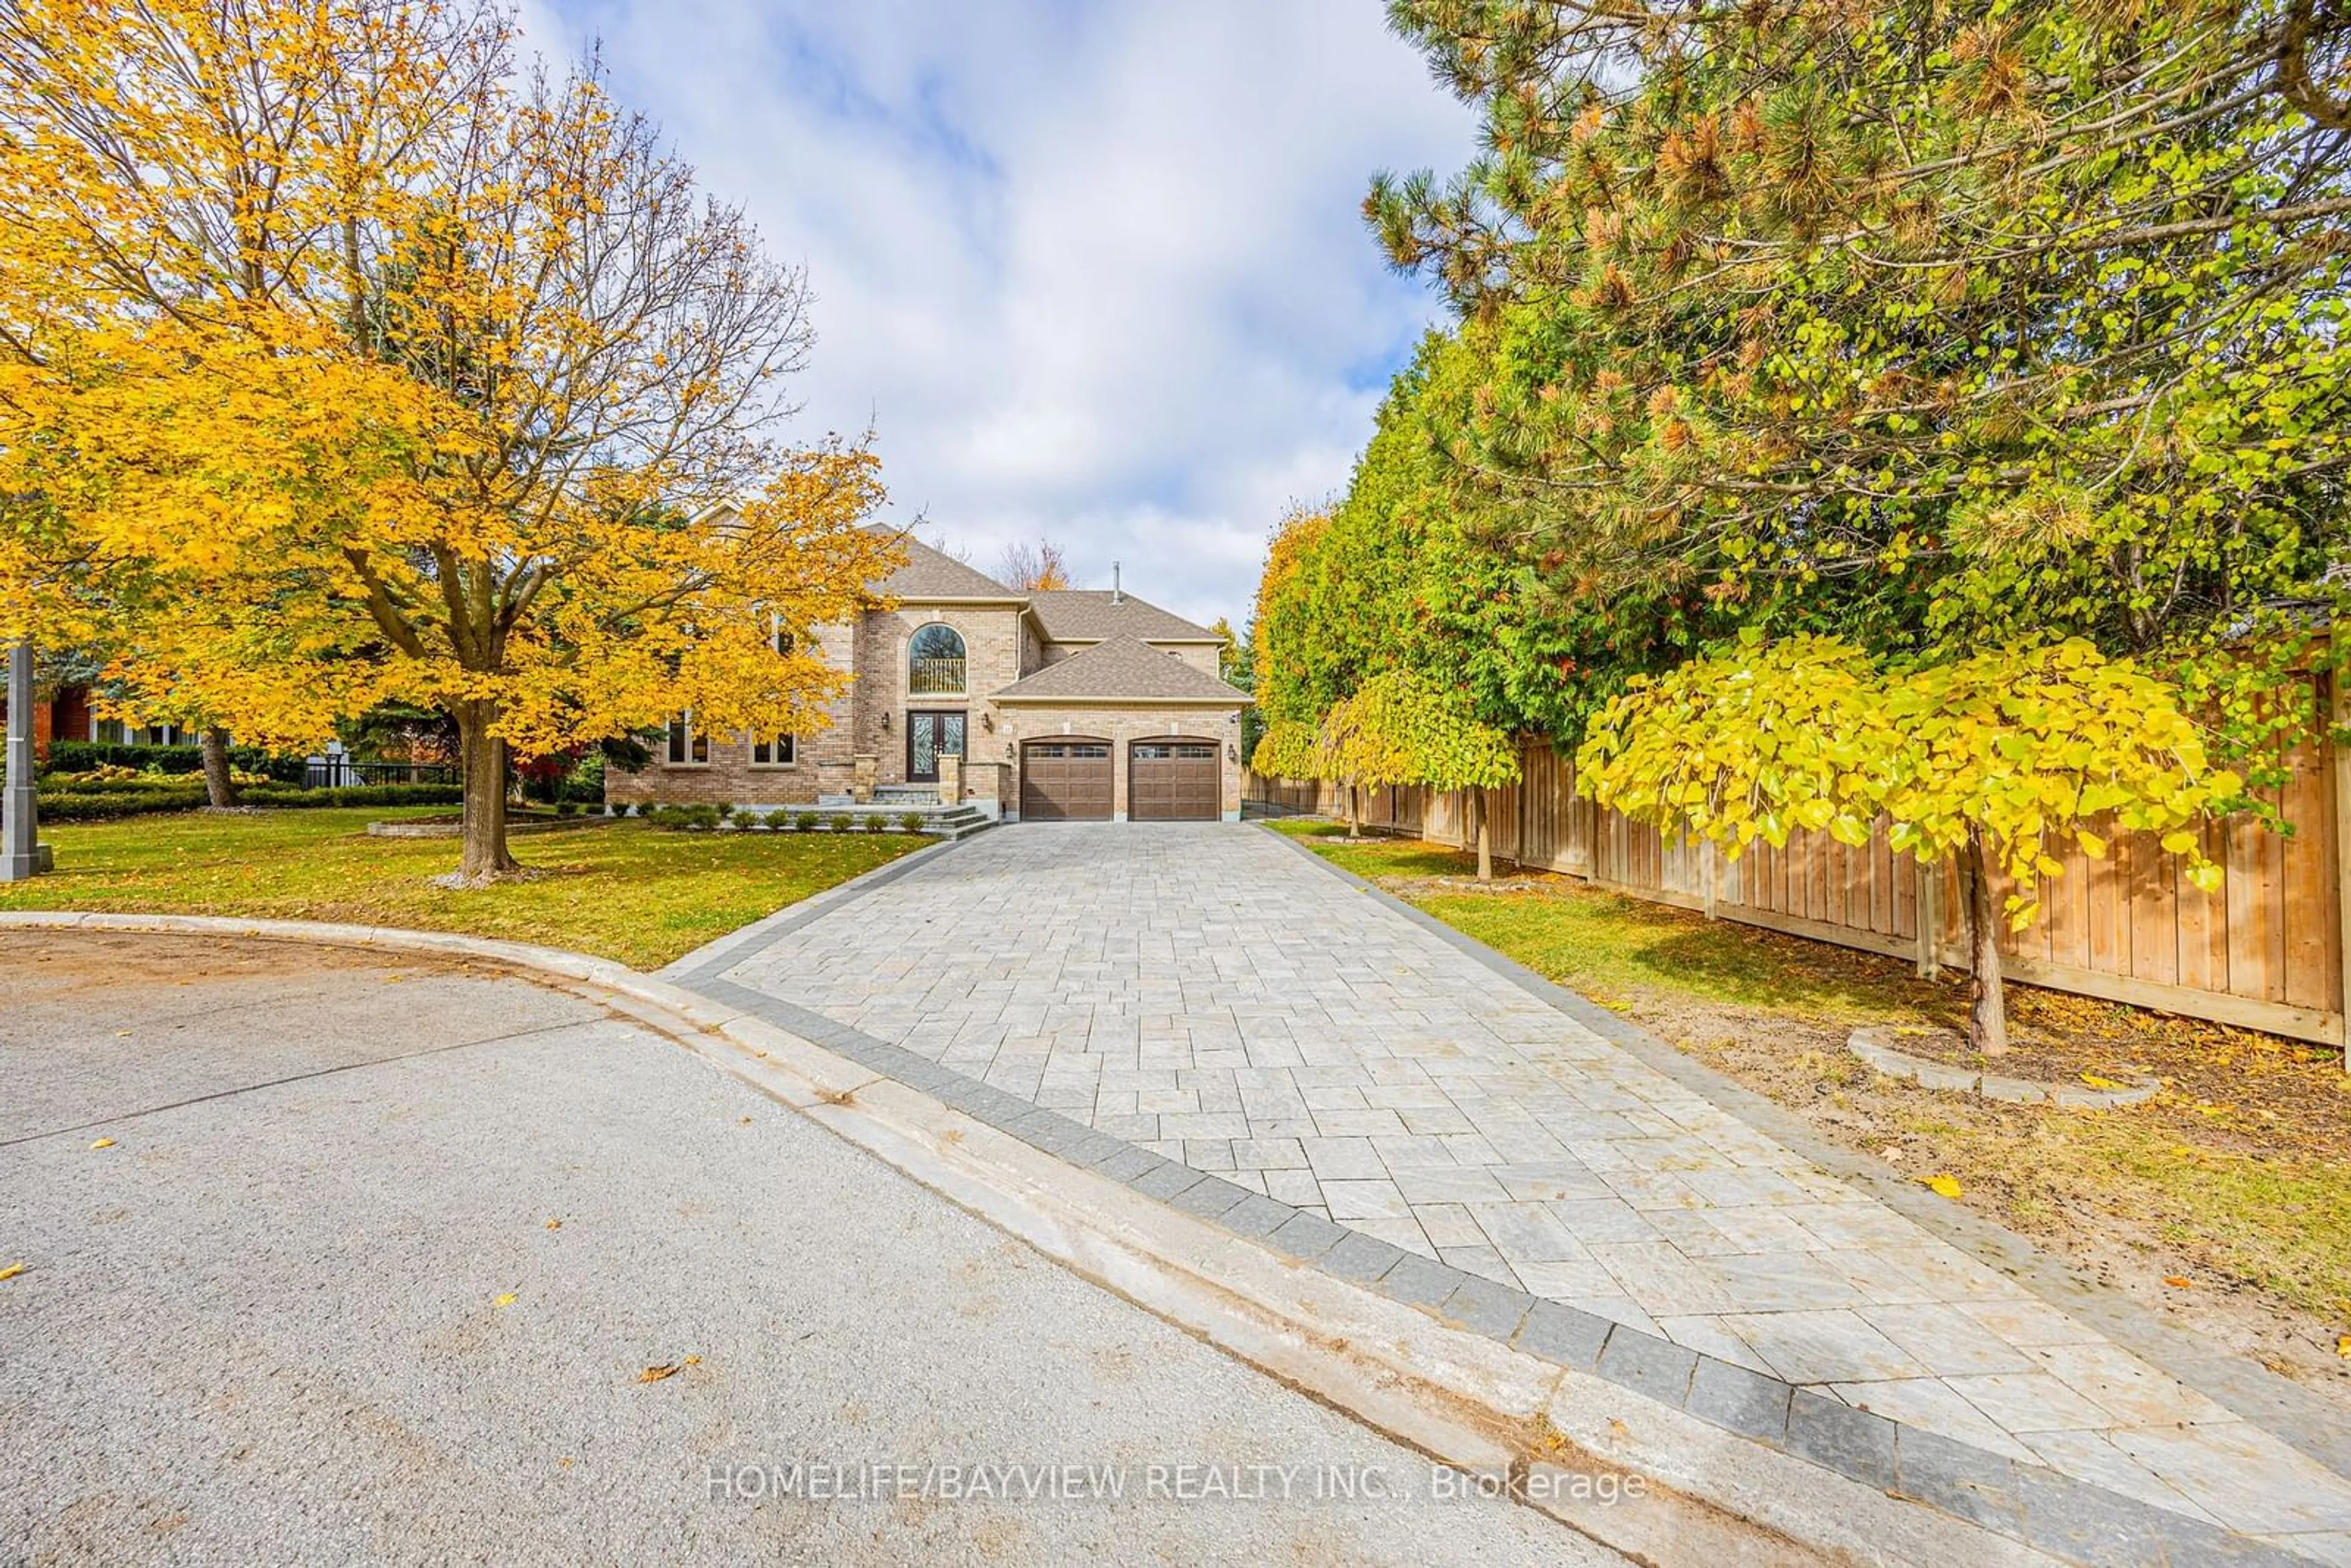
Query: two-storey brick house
[[607, 531, 1252, 822]]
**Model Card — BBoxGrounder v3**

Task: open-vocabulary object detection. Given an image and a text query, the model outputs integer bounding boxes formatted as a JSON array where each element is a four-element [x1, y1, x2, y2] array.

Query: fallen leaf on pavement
[[89, 1138, 114, 1150], [1922, 1174, 1962, 1199], [638, 1363, 681, 1383], [494, 1292, 517, 1309], [0, 1262, 25, 1282], [2338, 1335, 2351, 1360], [2079, 1073, 2126, 1090], [544, 1218, 561, 1231], [2163, 1276, 2193, 1288]]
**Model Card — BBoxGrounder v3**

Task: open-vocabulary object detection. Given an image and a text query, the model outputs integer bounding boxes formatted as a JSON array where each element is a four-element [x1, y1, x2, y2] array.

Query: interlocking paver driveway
[[724, 823, 2351, 1550]]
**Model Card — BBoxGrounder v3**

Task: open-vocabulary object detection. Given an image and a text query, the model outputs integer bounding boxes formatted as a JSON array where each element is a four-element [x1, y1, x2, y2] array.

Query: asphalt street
[[0, 931, 1618, 1566]]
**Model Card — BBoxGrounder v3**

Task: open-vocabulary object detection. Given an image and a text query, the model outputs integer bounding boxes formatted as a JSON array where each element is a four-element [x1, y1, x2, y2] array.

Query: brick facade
[[611, 561, 1247, 813]]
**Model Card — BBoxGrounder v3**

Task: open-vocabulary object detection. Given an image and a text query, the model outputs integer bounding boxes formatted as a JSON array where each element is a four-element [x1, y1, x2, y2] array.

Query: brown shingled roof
[[1026, 589, 1218, 642], [993, 635, 1251, 703], [864, 527, 1022, 601]]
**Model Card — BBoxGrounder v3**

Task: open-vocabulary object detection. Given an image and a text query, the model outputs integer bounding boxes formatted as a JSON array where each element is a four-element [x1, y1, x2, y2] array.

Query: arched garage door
[[1021, 738, 1112, 821], [1130, 738, 1220, 820]]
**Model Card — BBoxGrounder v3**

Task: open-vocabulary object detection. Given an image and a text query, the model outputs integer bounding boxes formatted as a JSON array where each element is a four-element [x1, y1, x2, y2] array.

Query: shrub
[[241, 784, 465, 809], [37, 781, 465, 820], [795, 811, 822, 831], [898, 811, 926, 833], [863, 813, 888, 833], [43, 741, 306, 784], [555, 800, 578, 817], [39, 785, 208, 820], [713, 802, 737, 827]]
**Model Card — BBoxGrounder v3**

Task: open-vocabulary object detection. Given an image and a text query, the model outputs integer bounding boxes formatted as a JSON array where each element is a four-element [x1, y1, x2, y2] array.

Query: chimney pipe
[[1112, 563, 1122, 605]]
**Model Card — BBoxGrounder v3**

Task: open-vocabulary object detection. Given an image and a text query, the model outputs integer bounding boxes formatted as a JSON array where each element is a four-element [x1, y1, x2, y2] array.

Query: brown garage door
[[1021, 739, 1112, 821], [1130, 740, 1220, 820]]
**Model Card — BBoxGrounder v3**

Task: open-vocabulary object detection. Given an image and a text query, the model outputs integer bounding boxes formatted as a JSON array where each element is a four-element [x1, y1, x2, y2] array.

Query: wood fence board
[[1243, 719, 2345, 1046]]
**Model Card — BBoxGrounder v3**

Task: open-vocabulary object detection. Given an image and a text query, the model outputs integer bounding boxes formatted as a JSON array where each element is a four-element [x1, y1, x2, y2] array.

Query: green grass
[[1264, 819, 1940, 1027], [0, 808, 925, 970]]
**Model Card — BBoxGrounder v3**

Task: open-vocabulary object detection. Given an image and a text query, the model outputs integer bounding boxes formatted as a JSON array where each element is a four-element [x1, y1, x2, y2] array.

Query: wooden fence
[[1247, 677, 2351, 1050]]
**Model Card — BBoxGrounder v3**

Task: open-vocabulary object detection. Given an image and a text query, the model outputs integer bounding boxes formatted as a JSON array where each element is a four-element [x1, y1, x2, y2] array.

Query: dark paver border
[[666, 824, 2334, 1568]]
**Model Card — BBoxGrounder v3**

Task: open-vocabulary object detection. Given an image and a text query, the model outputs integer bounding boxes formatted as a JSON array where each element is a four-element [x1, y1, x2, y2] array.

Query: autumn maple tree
[[0, 0, 898, 880]]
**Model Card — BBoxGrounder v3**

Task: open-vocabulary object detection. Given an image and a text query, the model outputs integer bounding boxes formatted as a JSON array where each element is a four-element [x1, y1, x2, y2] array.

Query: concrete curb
[[8, 909, 2072, 1568]]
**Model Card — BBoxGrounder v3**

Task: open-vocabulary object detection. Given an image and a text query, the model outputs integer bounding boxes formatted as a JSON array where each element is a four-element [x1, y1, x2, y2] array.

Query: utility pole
[[2, 640, 48, 880]]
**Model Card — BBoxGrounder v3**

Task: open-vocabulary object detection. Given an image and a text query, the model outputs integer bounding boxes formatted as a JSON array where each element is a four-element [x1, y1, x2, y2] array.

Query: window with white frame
[[666, 712, 709, 765]]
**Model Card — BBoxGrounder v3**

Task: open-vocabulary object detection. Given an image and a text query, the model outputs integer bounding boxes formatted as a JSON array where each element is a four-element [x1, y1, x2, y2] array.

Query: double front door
[[906, 710, 966, 783]]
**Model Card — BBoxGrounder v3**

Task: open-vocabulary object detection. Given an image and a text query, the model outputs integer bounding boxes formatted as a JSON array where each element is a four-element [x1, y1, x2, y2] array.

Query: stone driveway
[[716, 823, 2351, 1559]]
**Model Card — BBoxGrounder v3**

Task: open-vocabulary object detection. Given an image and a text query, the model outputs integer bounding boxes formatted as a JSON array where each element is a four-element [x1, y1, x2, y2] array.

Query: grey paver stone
[[1595, 1329, 1698, 1409], [1169, 1176, 1252, 1220], [1218, 1193, 1298, 1239], [1094, 1145, 1161, 1182], [1785, 1389, 1897, 1491], [1515, 1300, 1611, 1370], [1378, 1253, 1463, 1311], [1439, 1277, 1534, 1341], [1892, 1425, 2025, 1536], [1130, 1161, 1209, 1202], [1685, 1357, 1793, 1442], [1264, 1210, 1348, 1262], [1320, 1230, 1409, 1285]]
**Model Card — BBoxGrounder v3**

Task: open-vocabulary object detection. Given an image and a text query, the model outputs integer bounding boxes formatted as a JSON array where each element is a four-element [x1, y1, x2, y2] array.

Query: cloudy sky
[[517, 0, 1476, 629]]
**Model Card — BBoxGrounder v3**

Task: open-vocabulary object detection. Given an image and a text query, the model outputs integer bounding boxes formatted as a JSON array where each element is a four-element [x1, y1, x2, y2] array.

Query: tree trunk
[[452, 699, 519, 883], [1959, 827, 2009, 1056], [1474, 789, 1492, 882], [199, 727, 239, 809], [1347, 781, 1363, 839]]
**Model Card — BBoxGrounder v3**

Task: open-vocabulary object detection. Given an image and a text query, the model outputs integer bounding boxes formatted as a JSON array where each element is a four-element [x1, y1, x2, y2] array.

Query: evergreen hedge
[[43, 742, 307, 783], [39, 782, 464, 822]]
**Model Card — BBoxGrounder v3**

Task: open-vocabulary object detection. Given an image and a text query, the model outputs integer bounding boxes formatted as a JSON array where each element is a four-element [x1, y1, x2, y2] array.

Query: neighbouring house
[[607, 528, 1253, 822], [0, 682, 100, 764]]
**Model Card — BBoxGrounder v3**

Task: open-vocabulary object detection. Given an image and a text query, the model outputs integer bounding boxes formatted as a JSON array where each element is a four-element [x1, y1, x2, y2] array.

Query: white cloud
[[520, 0, 1474, 625]]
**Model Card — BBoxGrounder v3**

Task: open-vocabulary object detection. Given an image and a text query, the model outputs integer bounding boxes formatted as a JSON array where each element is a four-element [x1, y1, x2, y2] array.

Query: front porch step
[[874, 785, 940, 805], [927, 805, 994, 841]]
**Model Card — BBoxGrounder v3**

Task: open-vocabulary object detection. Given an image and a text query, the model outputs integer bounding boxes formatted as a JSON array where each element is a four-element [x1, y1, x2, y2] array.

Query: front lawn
[[1266, 819, 2351, 1406], [0, 808, 925, 970]]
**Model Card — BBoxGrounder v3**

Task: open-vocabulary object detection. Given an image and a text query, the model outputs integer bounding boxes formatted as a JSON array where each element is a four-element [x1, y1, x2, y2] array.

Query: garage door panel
[[1021, 740, 1112, 820], [1130, 740, 1220, 820]]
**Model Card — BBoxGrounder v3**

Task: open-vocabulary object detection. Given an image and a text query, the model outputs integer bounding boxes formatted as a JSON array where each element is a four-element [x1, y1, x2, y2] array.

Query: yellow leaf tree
[[0, 1, 901, 880], [1577, 634, 2240, 1053]]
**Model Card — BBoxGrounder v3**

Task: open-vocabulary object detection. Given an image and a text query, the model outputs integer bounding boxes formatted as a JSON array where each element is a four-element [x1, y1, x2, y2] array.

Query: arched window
[[909, 623, 966, 694]]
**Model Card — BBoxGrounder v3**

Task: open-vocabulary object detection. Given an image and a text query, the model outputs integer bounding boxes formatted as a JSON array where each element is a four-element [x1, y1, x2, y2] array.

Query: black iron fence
[[303, 757, 459, 789]]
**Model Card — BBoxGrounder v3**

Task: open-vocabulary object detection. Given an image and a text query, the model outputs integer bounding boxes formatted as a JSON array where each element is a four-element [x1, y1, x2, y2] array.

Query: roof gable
[[994, 635, 1251, 703], [864, 527, 1022, 601]]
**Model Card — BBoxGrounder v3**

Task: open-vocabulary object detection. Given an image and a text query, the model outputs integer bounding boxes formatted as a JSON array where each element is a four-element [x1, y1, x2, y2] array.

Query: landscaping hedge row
[[39, 785, 209, 820], [631, 803, 927, 833], [241, 785, 465, 809], [43, 742, 307, 783], [38, 782, 465, 822]]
